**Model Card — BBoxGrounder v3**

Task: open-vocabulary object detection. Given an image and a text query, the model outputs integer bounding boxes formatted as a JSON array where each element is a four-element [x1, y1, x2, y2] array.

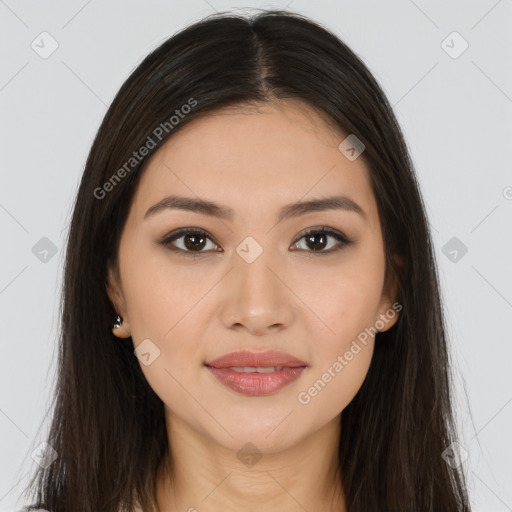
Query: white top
[[13, 509, 49, 512]]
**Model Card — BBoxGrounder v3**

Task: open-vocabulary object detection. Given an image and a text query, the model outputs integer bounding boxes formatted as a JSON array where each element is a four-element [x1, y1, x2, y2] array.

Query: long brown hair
[[21, 9, 471, 511]]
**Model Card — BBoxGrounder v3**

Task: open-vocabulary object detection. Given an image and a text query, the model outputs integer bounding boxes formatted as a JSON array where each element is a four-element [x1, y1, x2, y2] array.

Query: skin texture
[[107, 99, 400, 511]]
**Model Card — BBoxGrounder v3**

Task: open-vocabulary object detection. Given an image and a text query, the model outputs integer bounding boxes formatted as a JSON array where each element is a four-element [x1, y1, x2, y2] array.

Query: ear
[[106, 263, 131, 338], [375, 254, 403, 332]]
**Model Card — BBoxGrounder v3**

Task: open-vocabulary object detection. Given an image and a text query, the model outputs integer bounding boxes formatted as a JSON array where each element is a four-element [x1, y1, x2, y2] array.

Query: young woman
[[18, 9, 472, 512]]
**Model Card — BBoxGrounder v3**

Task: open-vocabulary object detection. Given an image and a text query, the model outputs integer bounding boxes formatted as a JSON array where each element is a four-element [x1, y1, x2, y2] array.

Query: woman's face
[[107, 99, 399, 453]]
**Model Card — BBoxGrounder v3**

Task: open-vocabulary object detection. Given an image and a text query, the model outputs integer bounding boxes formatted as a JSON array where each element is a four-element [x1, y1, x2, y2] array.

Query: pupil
[[307, 233, 326, 251], [184, 234, 206, 251]]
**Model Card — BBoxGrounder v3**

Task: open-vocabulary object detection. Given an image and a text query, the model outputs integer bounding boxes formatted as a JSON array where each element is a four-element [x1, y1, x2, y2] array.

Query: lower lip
[[206, 366, 306, 396]]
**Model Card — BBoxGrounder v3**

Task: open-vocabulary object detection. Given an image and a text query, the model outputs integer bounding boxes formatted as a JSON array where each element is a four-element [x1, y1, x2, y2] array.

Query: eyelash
[[159, 226, 352, 257]]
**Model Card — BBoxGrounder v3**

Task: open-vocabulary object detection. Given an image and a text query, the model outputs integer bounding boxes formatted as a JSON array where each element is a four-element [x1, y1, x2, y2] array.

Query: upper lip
[[205, 350, 308, 369]]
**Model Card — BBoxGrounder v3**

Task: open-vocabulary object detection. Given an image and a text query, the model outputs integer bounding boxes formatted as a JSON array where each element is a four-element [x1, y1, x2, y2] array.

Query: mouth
[[204, 350, 308, 396], [220, 366, 293, 373]]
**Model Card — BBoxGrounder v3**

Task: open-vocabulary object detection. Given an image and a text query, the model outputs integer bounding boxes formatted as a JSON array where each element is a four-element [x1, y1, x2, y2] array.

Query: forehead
[[129, 99, 377, 226]]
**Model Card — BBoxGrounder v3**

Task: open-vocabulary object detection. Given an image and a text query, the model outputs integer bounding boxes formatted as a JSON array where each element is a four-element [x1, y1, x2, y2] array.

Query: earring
[[112, 315, 123, 330]]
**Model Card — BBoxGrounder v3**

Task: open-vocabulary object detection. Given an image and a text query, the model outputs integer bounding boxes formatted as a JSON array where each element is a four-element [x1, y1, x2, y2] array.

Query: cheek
[[120, 251, 205, 410], [301, 256, 385, 344], [120, 238, 199, 341], [295, 251, 383, 408], [298, 286, 378, 416], [299, 342, 374, 418], [120, 242, 211, 373]]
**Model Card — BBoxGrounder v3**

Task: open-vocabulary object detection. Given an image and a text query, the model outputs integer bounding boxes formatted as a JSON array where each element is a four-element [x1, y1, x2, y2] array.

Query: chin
[[203, 416, 305, 454]]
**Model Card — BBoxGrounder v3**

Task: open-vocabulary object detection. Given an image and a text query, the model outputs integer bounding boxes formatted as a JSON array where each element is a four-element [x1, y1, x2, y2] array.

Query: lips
[[205, 350, 308, 369], [205, 350, 308, 396]]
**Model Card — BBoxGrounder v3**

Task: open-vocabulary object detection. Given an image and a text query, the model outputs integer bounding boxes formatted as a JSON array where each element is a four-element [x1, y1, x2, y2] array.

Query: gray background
[[1, 0, 511, 510]]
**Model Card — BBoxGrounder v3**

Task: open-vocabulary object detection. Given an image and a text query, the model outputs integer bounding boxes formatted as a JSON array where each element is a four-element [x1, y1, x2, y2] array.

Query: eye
[[159, 226, 352, 257], [160, 228, 221, 256], [291, 226, 352, 255]]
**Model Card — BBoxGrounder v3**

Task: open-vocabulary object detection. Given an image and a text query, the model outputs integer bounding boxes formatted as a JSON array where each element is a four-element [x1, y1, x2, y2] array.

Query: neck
[[156, 411, 346, 512]]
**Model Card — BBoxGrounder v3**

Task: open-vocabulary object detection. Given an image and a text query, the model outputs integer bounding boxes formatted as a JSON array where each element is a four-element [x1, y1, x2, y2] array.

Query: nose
[[218, 247, 295, 336]]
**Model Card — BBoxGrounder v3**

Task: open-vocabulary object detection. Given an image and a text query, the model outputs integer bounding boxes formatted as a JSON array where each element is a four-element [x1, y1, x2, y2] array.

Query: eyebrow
[[144, 194, 366, 223]]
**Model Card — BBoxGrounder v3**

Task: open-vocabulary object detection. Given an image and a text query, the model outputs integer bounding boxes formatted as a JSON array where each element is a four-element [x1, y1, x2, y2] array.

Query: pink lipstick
[[205, 350, 308, 396]]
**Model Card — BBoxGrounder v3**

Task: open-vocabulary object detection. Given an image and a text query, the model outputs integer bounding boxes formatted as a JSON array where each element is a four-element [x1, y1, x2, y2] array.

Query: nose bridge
[[219, 235, 293, 333]]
